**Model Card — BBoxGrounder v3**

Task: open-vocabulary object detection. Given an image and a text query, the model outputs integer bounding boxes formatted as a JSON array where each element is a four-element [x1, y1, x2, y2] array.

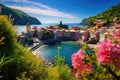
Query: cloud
[[8, 5, 78, 19], [3, 0, 78, 20]]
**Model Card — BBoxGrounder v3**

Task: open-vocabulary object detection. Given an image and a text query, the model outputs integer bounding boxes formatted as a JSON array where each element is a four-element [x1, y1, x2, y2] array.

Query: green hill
[[0, 3, 41, 25], [81, 3, 120, 27]]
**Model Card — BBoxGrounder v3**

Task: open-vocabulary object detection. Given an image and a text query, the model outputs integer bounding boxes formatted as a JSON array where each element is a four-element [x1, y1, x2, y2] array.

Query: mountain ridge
[[0, 3, 41, 25], [80, 3, 120, 27]]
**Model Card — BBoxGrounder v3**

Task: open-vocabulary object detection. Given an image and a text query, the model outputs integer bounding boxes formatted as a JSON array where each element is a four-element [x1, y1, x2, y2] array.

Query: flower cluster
[[71, 49, 93, 79], [71, 29, 120, 79], [97, 39, 120, 70]]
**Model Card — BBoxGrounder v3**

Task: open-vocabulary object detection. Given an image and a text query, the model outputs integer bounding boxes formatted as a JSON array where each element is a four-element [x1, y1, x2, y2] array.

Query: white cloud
[[4, 0, 78, 20], [8, 5, 78, 19]]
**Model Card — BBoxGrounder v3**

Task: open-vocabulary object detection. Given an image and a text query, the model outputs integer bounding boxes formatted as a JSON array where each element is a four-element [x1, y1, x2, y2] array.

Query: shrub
[[71, 31, 120, 80], [0, 15, 17, 57], [47, 47, 75, 80], [0, 15, 48, 80]]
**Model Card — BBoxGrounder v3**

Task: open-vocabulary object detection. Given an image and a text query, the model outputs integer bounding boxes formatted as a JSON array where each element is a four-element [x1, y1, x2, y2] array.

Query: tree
[[42, 30, 54, 40]]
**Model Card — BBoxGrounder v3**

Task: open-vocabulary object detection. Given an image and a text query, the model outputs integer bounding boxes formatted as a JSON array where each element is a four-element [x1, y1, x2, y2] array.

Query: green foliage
[[47, 47, 75, 80], [54, 47, 65, 65], [0, 56, 14, 79], [0, 15, 48, 80], [0, 15, 75, 80], [0, 56, 13, 67], [47, 64, 74, 80], [42, 30, 54, 40], [16, 72, 32, 80], [0, 37, 5, 44], [81, 17, 96, 27], [14, 44, 48, 80], [0, 15, 17, 57], [0, 3, 41, 25], [0, 15, 76, 80]]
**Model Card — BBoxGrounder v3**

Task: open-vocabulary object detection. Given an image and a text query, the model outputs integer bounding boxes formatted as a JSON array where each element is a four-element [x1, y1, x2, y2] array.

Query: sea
[[14, 23, 84, 35]]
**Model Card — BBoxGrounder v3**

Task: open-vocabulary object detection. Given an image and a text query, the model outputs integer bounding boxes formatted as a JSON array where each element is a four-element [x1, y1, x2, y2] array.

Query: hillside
[[0, 3, 41, 25], [81, 3, 120, 27]]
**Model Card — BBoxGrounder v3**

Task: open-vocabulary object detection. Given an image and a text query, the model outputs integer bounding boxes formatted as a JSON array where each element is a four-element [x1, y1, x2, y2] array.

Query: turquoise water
[[35, 41, 81, 67]]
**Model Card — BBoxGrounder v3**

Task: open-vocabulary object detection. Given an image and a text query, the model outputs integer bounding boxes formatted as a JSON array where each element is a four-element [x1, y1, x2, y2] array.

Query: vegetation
[[0, 15, 73, 80], [71, 35, 120, 80], [0, 15, 47, 80], [42, 30, 54, 40], [81, 3, 120, 27], [0, 3, 41, 25], [47, 47, 75, 80]]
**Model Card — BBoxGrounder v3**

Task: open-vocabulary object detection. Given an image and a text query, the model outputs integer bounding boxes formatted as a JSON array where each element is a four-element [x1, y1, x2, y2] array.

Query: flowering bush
[[72, 49, 94, 79], [97, 39, 120, 70], [72, 50, 93, 77], [71, 29, 120, 80]]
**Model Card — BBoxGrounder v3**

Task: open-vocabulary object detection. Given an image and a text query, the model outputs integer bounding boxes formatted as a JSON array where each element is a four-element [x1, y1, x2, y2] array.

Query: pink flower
[[72, 49, 94, 79], [111, 45, 120, 70], [81, 64, 94, 76], [97, 39, 113, 65], [97, 39, 120, 70], [72, 50, 85, 70]]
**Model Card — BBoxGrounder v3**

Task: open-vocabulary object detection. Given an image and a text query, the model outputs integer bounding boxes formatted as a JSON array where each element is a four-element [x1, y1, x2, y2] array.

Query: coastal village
[[1, 0, 120, 79], [18, 17, 120, 50]]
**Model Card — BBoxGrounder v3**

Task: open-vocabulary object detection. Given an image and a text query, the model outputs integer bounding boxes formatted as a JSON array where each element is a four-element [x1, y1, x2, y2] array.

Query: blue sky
[[1, 0, 120, 23]]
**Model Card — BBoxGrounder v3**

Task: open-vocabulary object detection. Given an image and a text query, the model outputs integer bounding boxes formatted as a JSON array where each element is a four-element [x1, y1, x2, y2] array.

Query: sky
[[1, 0, 120, 23]]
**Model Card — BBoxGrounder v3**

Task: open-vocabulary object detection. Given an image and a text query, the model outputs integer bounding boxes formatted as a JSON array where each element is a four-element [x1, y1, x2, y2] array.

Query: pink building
[[56, 30, 65, 38], [64, 31, 71, 38], [82, 31, 90, 41], [70, 32, 76, 40], [75, 32, 82, 40]]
